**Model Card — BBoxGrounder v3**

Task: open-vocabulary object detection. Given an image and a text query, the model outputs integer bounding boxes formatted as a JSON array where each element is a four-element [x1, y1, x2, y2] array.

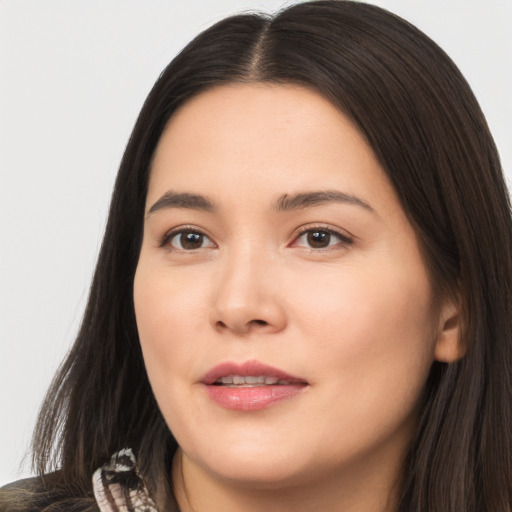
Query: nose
[[210, 249, 287, 336]]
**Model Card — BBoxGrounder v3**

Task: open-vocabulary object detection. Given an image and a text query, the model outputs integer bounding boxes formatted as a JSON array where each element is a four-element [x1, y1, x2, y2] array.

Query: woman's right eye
[[163, 230, 216, 251]]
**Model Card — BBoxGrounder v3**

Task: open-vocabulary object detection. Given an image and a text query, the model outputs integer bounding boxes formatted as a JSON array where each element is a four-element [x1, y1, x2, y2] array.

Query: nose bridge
[[211, 239, 286, 334]]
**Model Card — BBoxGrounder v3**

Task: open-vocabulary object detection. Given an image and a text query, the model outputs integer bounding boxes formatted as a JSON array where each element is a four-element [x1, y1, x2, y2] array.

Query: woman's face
[[134, 84, 458, 491]]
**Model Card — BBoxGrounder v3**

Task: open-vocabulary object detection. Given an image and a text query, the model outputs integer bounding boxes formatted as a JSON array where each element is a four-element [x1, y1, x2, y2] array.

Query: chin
[[186, 439, 314, 489], [206, 459, 310, 490]]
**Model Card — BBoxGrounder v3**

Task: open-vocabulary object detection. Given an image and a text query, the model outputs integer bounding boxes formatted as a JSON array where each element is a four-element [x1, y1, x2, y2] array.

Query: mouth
[[202, 360, 307, 386], [213, 375, 294, 386], [201, 360, 308, 411]]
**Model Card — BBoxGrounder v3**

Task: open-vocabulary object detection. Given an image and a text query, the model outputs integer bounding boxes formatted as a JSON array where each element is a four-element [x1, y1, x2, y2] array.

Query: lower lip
[[205, 384, 306, 411]]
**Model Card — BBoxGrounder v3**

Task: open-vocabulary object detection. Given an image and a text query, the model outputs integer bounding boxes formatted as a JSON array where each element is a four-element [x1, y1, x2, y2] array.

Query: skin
[[133, 84, 462, 512]]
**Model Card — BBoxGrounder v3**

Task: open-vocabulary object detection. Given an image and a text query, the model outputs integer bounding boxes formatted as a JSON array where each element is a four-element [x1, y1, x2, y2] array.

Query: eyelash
[[159, 224, 354, 252]]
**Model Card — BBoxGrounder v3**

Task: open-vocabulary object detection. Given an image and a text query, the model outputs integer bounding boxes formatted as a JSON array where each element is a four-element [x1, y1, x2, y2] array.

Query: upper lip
[[201, 360, 308, 385]]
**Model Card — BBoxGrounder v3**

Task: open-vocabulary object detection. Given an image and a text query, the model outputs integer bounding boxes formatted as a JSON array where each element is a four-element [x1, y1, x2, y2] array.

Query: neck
[[171, 448, 403, 512]]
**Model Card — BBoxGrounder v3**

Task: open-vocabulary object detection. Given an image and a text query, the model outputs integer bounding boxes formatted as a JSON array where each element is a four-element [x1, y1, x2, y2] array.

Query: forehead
[[147, 83, 400, 219], [153, 83, 368, 166]]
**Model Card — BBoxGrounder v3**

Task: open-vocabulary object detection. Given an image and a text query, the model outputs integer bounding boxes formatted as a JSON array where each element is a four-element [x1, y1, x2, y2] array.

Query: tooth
[[216, 375, 291, 386]]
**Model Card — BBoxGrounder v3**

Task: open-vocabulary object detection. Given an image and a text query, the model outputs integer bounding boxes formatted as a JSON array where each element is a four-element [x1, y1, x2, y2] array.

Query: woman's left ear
[[434, 294, 466, 363]]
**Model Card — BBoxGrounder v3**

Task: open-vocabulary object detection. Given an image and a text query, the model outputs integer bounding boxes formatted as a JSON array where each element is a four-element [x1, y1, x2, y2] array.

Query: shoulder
[[0, 476, 50, 512], [0, 473, 95, 512], [2, 475, 43, 492]]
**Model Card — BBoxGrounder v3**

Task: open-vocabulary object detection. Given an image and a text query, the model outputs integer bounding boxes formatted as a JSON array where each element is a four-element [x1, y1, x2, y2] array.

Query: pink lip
[[201, 360, 308, 411]]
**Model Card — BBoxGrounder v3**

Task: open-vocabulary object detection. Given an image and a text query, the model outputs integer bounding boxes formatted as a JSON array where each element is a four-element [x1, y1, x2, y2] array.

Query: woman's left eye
[[292, 228, 353, 250]]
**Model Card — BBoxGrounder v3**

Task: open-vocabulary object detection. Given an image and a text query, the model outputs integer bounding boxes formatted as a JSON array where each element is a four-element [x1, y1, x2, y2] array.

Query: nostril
[[213, 318, 271, 332]]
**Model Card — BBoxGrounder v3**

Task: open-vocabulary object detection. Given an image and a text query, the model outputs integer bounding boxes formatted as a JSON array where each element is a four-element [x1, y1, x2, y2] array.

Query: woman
[[2, 1, 511, 511]]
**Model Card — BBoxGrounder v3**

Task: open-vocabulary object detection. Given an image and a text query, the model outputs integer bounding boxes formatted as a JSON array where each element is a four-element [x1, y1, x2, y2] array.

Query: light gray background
[[1, 0, 511, 486]]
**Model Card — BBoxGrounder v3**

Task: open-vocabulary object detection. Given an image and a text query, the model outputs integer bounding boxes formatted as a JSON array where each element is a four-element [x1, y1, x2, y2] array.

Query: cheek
[[288, 260, 437, 416], [133, 262, 210, 405], [133, 270, 208, 449], [292, 258, 434, 343], [280, 270, 436, 463]]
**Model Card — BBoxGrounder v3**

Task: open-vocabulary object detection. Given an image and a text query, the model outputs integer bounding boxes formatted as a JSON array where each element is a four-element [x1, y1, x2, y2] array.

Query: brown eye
[[307, 230, 331, 248], [180, 232, 203, 250], [293, 228, 353, 250], [167, 230, 215, 251]]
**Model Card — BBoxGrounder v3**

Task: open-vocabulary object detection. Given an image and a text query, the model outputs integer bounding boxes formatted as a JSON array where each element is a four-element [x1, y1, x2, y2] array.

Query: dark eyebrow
[[147, 189, 375, 216], [272, 190, 375, 214], [148, 191, 217, 215]]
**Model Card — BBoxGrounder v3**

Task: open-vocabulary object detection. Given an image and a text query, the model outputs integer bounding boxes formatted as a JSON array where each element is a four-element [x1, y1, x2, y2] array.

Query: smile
[[214, 375, 292, 386], [202, 361, 308, 411]]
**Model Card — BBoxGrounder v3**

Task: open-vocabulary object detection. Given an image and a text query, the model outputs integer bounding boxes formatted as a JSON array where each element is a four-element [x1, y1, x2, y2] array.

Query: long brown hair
[[11, 1, 512, 510]]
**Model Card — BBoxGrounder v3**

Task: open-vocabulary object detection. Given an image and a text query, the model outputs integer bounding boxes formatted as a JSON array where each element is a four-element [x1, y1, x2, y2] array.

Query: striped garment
[[92, 449, 159, 512]]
